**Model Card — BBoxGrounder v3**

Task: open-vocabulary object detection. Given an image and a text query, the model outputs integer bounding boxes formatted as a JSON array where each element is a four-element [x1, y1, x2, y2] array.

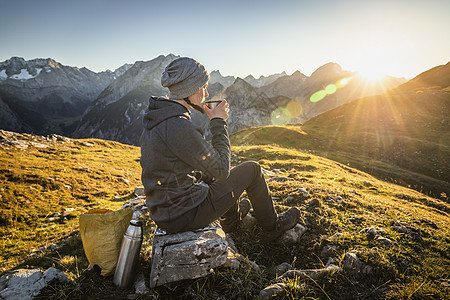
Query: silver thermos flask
[[113, 219, 143, 288]]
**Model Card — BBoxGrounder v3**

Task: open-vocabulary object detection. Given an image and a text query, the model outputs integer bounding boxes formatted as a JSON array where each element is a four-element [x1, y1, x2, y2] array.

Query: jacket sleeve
[[158, 117, 231, 180]]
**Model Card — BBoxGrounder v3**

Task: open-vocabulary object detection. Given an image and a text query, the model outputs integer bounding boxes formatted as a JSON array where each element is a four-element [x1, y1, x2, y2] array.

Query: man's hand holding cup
[[204, 99, 229, 121]]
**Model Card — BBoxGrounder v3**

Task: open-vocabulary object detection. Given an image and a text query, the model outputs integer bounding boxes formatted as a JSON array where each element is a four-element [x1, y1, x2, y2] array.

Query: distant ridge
[[231, 61, 450, 197]]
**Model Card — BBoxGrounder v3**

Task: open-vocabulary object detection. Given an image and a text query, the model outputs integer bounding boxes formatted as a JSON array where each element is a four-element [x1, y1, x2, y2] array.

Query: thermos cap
[[130, 219, 143, 226]]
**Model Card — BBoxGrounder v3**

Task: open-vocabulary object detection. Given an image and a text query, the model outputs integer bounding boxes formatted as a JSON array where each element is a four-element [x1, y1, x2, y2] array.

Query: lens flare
[[310, 90, 327, 103], [286, 101, 303, 118], [338, 78, 351, 87], [325, 84, 337, 94], [310, 77, 353, 103], [271, 107, 290, 125]]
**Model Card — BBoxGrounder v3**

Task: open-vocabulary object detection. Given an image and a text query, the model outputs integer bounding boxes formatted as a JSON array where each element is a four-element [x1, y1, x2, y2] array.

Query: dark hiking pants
[[158, 161, 278, 233]]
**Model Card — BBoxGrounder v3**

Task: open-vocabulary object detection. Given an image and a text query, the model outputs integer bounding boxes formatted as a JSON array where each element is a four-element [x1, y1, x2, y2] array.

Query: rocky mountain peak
[[291, 70, 307, 79], [309, 62, 343, 79], [209, 70, 235, 89], [306, 62, 351, 87], [224, 77, 263, 109], [44, 58, 61, 69], [0, 57, 66, 80], [243, 72, 289, 88], [228, 77, 254, 92], [244, 74, 256, 81], [1, 56, 25, 66]]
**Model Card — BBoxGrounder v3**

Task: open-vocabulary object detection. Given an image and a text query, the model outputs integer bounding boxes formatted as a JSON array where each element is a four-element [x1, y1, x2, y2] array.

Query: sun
[[350, 43, 396, 82], [357, 63, 387, 81]]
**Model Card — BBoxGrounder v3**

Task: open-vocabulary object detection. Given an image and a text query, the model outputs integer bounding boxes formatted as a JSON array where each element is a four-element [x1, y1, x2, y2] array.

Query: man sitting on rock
[[140, 57, 299, 242]]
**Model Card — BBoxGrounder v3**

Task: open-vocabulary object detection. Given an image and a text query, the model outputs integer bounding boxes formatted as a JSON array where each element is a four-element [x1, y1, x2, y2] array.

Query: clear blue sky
[[1, 0, 449, 79]]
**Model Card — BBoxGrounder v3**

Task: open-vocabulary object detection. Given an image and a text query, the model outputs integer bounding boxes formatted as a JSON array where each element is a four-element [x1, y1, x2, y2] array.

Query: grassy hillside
[[1, 131, 449, 299], [394, 61, 450, 93], [231, 89, 450, 198], [0, 131, 141, 269]]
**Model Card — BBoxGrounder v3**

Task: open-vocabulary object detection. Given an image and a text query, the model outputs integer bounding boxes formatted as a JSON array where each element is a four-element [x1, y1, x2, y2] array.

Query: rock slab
[[149, 228, 228, 288], [0, 267, 71, 300]]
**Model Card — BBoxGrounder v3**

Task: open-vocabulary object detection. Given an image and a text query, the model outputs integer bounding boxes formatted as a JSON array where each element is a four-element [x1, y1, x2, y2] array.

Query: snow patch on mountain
[[9, 68, 42, 80]]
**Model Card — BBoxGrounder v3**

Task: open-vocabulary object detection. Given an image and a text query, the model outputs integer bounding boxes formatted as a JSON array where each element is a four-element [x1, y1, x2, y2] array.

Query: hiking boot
[[220, 198, 252, 233], [262, 207, 300, 242]]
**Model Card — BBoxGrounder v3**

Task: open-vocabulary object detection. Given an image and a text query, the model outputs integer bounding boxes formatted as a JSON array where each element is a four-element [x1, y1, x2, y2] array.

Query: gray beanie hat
[[161, 57, 210, 99]]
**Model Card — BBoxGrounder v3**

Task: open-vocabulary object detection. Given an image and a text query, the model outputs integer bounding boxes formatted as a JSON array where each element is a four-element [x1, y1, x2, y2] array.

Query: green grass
[[0, 136, 141, 270], [1, 133, 449, 299]]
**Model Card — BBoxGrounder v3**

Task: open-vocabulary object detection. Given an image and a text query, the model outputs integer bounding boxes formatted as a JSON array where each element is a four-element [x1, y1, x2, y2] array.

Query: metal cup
[[204, 100, 223, 109]]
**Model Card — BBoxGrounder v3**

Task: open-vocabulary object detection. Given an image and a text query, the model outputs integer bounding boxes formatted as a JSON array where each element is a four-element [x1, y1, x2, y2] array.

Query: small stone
[[279, 224, 307, 244], [306, 198, 320, 208], [283, 195, 295, 205], [120, 178, 130, 184], [278, 264, 342, 281], [376, 236, 393, 245], [259, 283, 286, 300], [134, 273, 149, 295], [343, 252, 372, 274], [52, 212, 61, 217], [297, 187, 310, 196], [261, 168, 276, 176], [320, 244, 337, 258], [325, 257, 337, 267], [360, 226, 384, 239], [46, 218, 55, 222], [223, 257, 240, 269], [49, 244, 58, 250], [63, 208, 75, 212], [269, 176, 294, 183], [416, 219, 438, 229], [40, 224, 47, 228], [274, 262, 292, 275]]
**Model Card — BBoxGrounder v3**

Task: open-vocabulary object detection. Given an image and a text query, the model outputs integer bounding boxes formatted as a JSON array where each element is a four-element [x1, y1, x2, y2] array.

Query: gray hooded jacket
[[140, 97, 231, 224]]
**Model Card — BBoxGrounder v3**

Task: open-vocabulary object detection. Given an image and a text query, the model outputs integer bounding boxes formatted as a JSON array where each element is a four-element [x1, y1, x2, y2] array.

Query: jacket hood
[[143, 96, 191, 130]]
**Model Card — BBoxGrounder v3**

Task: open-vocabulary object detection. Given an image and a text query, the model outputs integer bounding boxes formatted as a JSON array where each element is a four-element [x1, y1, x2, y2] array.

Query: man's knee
[[241, 161, 262, 175]]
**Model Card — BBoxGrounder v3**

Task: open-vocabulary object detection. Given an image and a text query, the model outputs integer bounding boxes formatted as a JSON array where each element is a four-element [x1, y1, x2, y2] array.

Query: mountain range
[[0, 54, 406, 144]]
